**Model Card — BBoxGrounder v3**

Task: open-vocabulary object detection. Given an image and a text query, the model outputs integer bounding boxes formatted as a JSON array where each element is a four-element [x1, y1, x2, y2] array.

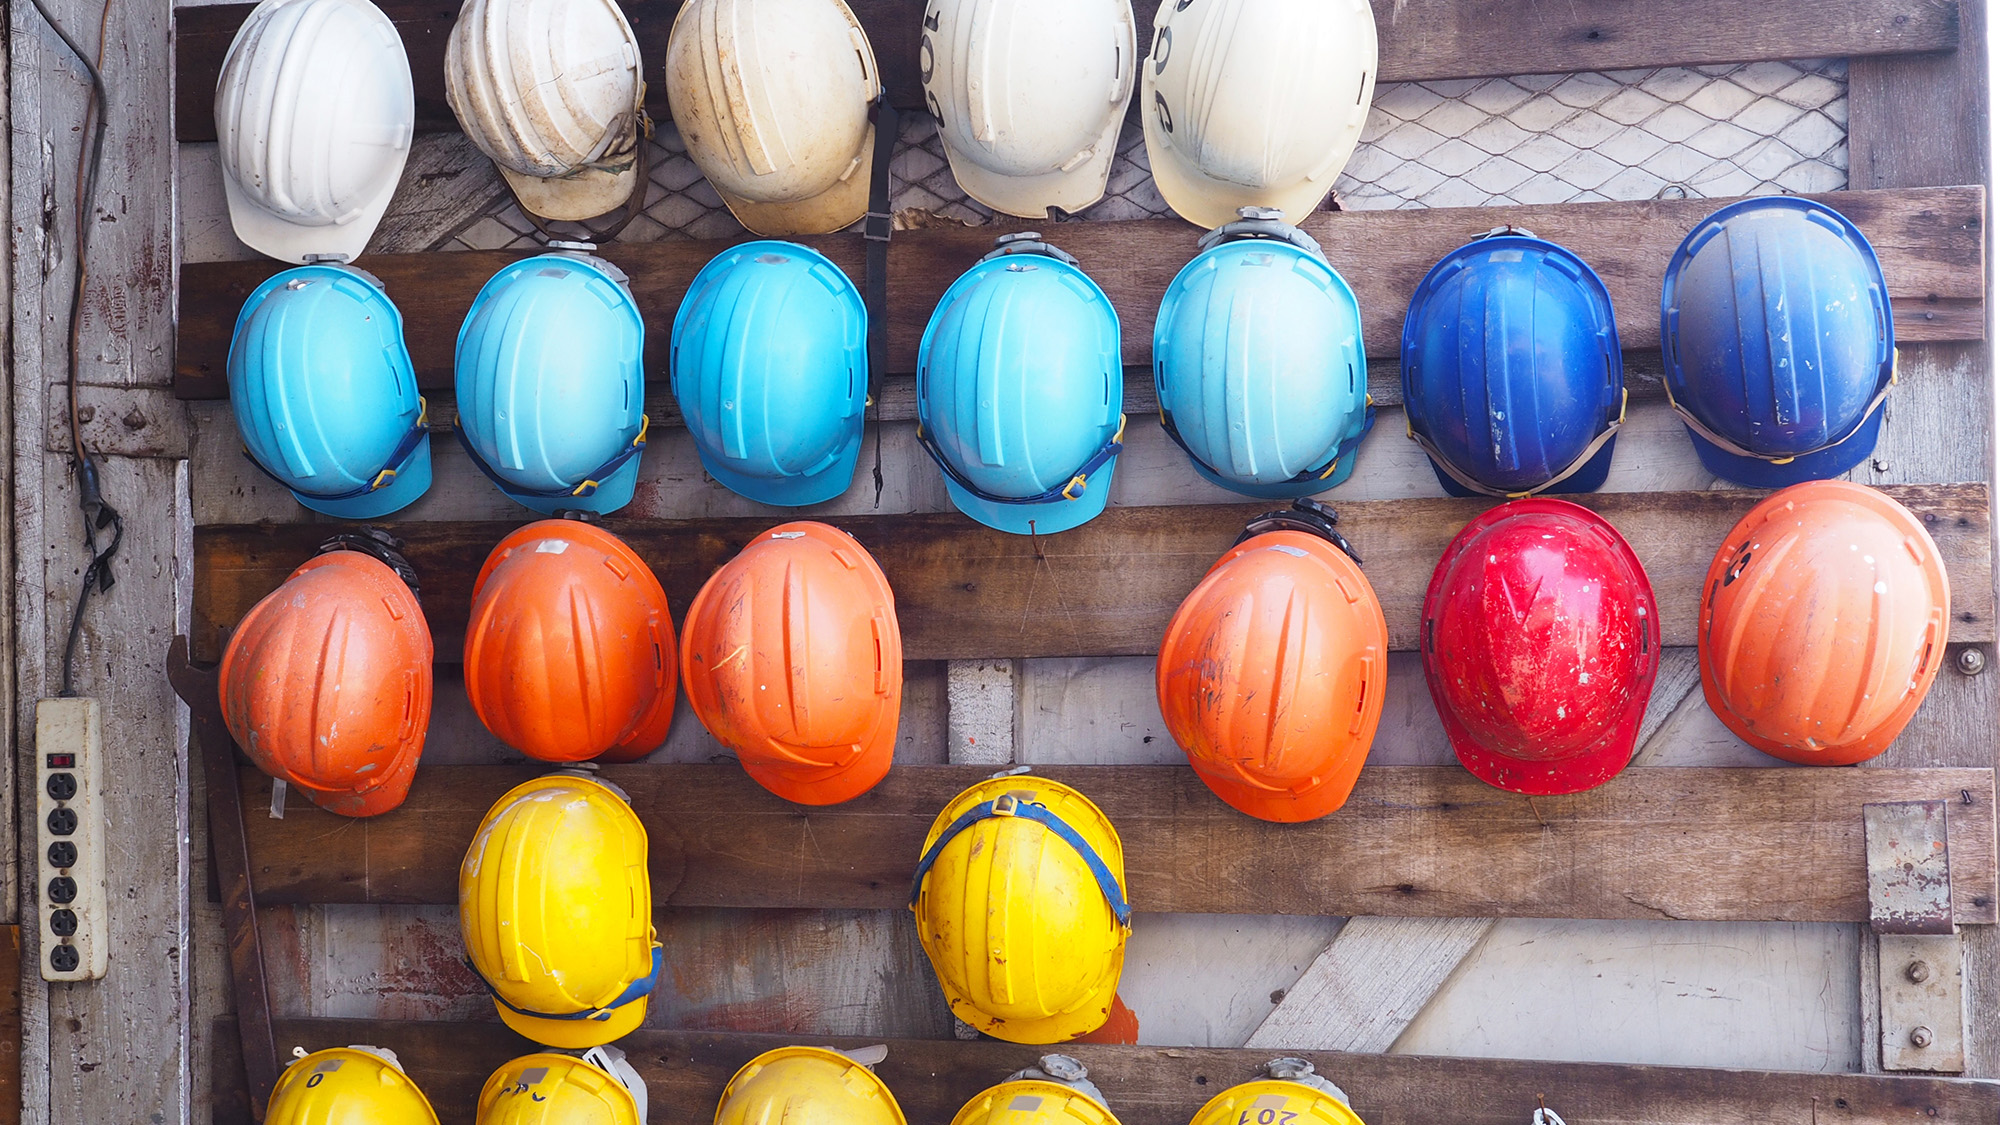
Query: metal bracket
[[1864, 801, 1967, 1072]]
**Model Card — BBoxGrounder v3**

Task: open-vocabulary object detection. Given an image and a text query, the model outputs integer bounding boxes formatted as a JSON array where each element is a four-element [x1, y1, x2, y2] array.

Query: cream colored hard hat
[[1141, 0, 1377, 229], [920, 0, 1135, 218], [444, 0, 648, 223], [664, 0, 882, 236], [215, 0, 415, 262]]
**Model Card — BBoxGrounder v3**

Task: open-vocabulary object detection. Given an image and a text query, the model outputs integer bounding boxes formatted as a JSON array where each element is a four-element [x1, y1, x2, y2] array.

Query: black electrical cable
[[25, 0, 122, 697]]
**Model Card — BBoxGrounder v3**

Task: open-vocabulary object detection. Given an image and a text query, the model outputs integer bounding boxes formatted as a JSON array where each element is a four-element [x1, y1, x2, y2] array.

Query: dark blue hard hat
[[1402, 229, 1625, 498], [1661, 196, 1895, 488]]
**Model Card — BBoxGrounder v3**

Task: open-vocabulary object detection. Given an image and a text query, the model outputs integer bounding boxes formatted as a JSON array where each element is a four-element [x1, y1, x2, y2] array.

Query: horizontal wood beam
[[190, 483, 1995, 664], [172, 186, 1985, 400], [212, 1020, 2000, 1125], [234, 762, 2000, 923], [172, 0, 1962, 143]]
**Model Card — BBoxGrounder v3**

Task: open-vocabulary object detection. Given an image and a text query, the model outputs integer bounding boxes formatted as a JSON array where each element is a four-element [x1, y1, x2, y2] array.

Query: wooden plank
[[170, 186, 1986, 400], [189, 482, 1997, 664], [0, 926, 19, 1125], [211, 1019, 2000, 1125], [233, 762, 2000, 923], [171, 0, 1963, 143], [1244, 917, 1495, 1053]]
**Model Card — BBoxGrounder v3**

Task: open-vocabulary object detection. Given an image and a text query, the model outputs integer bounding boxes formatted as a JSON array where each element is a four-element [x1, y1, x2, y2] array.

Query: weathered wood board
[[171, 186, 1985, 399], [190, 482, 1996, 663], [171, 0, 1963, 143], [233, 762, 2000, 923], [210, 1020, 2000, 1125]]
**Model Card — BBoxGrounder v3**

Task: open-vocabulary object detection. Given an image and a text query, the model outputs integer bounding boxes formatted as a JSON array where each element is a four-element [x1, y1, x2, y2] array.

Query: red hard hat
[[464, 520, 677, 763], [220, 550, 434, 817], [681, 522, 902, 805], [1421, 498, 1660, 795], [1157, 521, 1388, 823]]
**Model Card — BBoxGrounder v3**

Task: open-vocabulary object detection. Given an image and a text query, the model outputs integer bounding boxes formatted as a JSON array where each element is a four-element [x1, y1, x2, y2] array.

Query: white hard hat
[[1141, 0, 1377, 229], [664, 0, 882, 237], [920, 0, 1135, 218], [215, 0, 415, 263], [444, 0, 647, 223]]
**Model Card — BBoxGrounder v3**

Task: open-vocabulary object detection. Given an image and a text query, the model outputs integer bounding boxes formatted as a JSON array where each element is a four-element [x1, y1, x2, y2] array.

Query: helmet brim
[[714, 124, 876, 238], [295, 744, 422, 818], [1187, 451, 1363, 500], [1425, 434, 1619, 499], [940, 111, 1123, 220], [1446, 711, 1642, 796], [223, 154, 407, 265], [943, 455, 1118, 536], [500, 449, 644, 517], [495, 995, 648, 1051], [501, 162, 642, 224], [741, 736, 893, 806], [1193, 765, 1363, 823], [293, 437, 433, 520], [695, 433, 862, 508], [1681, 411, 1883, 489], [1141, 127, 1335, 231]]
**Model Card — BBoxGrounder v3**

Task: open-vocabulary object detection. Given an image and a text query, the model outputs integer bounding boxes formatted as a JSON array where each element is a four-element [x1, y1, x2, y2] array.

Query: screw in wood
[[1956, 647, 1986, 676], [1906, 960, 1932, 983], [1911, 1026, 1935, 1048]]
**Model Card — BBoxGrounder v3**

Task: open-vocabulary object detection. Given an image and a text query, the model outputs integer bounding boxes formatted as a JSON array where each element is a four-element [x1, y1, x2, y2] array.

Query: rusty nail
[[121, 407, 148, 431], [74, 405, 95, 424], [1906, 960, 1932, 983], [1911, 1026, 1935, 1048], [1957, 647, 1986, 676]]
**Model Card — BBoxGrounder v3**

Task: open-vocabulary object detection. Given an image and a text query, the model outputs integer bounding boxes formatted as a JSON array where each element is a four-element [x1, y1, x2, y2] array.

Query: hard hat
[[919, 0, 1135, 218], [681, 522, 901, 805], [1158, 499, 1387, 822], [1698, 481, 1949, 765], [220, 546, 432, 817], [1141, 0, 1376, 229], [950, 1055, 1120, 1125], [714, 1045, 906, 1125], [911, 775, 1130, 1043], [266, 1045, 439, 1125], [917, 234, 1125, 536], [455, 251, 649, 516], [1661, 197, 1897, 487], [227, 263, 431, 519], [464, 521, 677, 764], [477, 1046, 647, 1125], [1188, 1059, 1366, 1125], [1154, 209, 1373, 498], [215, 0, 414, 263], [459, 773, 663, 1049], [671, 242, 869, 506], [1403, 229, 1625, 498], [1421, 498, 1660, 795], [664, 0, 882, 236], [444, 0, 649, 224]]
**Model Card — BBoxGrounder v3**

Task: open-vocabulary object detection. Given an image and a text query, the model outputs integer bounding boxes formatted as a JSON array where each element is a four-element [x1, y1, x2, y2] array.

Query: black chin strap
[[1235, 498, 1363, 564], [864, 96, 898, 507]]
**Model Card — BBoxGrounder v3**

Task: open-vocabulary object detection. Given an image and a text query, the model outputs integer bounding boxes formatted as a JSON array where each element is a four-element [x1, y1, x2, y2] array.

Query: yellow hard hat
[[265, 1045, 439, 1125], [910, 775, 1130, 1043], [951, 1056, 1120, 1125], [458, 773, 663, 1049], [477, 1046, 647, 1125], [714, 1045, 906, 1125], [1188, 1059, 1367, 1125]]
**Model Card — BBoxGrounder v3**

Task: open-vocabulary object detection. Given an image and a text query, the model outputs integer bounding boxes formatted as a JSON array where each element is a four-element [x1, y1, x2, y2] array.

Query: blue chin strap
[[464, 943, 664, 1023], [909, 793, 1132, 928], [243, 397, 430, 500], [456, 414, 650, 500], [1159, 399, 1376, 490], [916, 416, 1127, 507]]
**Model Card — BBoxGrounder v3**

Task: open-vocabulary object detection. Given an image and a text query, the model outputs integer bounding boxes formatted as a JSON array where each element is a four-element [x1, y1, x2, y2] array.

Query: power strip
[[36, 698, 107, 981]]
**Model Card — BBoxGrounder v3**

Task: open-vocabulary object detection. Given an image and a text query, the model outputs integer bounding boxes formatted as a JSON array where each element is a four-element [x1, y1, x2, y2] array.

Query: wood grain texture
[[232, 762, 2000, 923], [171, 0, 1962, 142], [189, 482, 1997, 664], [171, 186, 1986, 399], [210, 1019, 2000, 1125], [1244, 916, 1496, 1053]]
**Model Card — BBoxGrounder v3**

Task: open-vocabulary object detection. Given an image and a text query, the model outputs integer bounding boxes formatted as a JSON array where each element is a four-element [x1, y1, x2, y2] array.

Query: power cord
[[25, 0, 122, 697]]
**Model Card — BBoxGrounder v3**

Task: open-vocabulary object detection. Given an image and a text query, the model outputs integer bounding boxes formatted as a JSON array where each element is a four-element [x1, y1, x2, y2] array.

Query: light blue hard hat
[[227, 263, 432, 519], [917, 233, 1124, 536], [671, 241, 867, 506], [1154, 208, 1373, 499], [454, 250, 649, 516]]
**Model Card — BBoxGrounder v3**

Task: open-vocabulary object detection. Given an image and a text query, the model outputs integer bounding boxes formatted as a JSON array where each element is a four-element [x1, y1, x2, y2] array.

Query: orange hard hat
[[1156, 500, 1387, 822], [681, 521, 902, 805], [464, 520, 677, 764], [1700, 480, 1949, 765], [220, 549, 433, 817]]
